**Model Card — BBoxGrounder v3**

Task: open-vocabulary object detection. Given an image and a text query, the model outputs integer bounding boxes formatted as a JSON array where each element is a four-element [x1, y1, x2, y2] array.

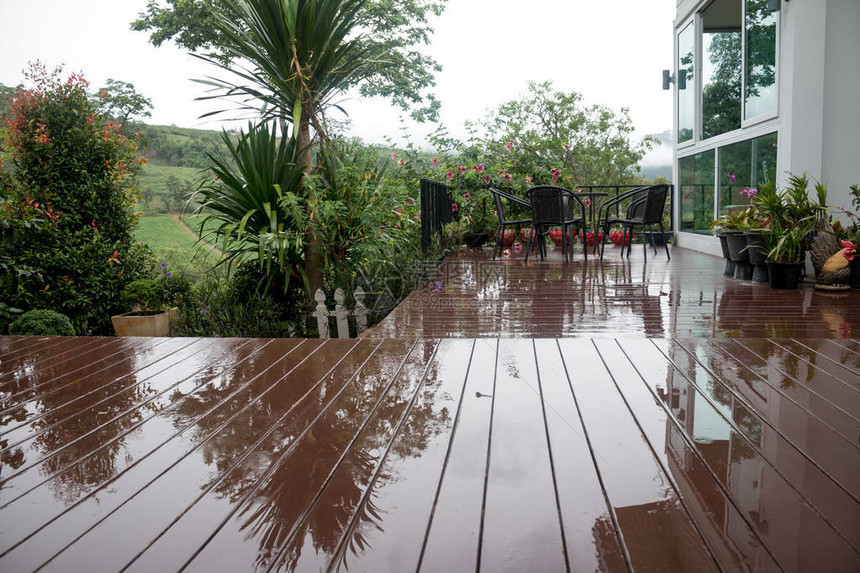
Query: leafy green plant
[[0, 63, 153, 334], [192, 122, 306, 291], [9, 309, 75, 336], [122, 279, 164, 311]]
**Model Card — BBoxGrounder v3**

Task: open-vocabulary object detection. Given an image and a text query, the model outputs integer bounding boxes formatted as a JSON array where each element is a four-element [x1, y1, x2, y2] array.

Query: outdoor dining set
[[491, 184, 671, 263]]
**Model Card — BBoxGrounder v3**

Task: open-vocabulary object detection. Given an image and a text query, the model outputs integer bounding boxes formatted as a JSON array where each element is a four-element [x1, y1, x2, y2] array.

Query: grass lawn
[[137, 164, 207, 216], [135, 215, 220, 276]]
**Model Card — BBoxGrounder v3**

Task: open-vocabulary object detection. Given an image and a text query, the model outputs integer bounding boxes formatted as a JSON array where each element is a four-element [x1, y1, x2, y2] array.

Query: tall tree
[[131, 0, 445, 121], [477, 81, 654, 186], [96, 79, 153, 127]]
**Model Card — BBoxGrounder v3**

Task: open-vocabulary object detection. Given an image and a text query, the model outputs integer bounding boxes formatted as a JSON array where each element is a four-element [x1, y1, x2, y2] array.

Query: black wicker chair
[[599, 184, 670, 261], [490, 188, 532, 260], [525, 186, 587, 262]]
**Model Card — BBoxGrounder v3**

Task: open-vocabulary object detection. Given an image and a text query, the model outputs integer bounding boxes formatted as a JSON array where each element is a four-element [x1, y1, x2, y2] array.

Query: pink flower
[[727, 172, 736, 183], [513, 243, 522, 251], [484, 174, 491, 183], [550, 167, 561, 183], [446, 171, 454, 179], [398, 160, 406, 166], [391, 152, 398, 159], [506, 140, 513, 150], [473, 164, 485, 173], [457, 165, 467, 174], [585, 199, 591, 207], [431, 157, 438, 165], [463, 193, 471, 201], [451, 203, 459, 212], [526, 177, 533, 184]]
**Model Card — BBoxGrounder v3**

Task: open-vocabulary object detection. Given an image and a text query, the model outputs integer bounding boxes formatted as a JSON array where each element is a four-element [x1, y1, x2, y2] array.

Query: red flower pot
[[498, 229, 516, 246]]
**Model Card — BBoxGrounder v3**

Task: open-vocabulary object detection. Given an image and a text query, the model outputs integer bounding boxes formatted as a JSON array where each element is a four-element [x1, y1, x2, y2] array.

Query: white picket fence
[[312, 287, 370, 338]]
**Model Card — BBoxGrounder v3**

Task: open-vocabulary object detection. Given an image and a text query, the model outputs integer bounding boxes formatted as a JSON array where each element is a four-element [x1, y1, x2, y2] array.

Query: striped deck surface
[[1, 246, 859, 572]]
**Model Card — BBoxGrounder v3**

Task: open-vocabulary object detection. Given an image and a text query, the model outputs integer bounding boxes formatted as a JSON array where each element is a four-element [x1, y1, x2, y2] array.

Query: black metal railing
[[420, 178, 457, 252]]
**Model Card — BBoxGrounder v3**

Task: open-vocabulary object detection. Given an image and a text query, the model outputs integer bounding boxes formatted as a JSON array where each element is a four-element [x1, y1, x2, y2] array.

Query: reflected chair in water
[[525, 186, 587, 263], [490, 188, 532, 260], [598, 184, 670, 262]]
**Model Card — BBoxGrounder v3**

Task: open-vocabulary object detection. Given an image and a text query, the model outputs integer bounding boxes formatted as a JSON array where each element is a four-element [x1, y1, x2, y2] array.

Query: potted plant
[[763, 225, 809, 289], [752, 175, 826, 289], [111, 264, 191, 336]]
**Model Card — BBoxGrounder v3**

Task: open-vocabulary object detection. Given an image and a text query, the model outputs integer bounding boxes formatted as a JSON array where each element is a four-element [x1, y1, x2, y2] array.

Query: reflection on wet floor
[[1, 334, 858, 571], [1, 248, 859, 571], [372, 248, 860, 338]]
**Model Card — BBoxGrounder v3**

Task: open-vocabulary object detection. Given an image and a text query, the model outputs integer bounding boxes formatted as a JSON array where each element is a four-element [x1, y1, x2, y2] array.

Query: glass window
[[718, 132, 777, 213], [702, 0, 742, 139], [679, 152, 716, 234], [677, 22, 695, 144], [745, 0, 777, 119]]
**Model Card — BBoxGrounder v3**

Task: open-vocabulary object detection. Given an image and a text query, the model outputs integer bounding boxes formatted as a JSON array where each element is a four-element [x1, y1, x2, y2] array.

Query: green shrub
[[0, 63, 153, 334], [9, 309, 75, 336], [122, 279, 164, 311]]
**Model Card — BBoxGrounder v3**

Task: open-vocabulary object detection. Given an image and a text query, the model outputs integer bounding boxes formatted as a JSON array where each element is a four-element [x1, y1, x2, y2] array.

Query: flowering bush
[[0, 63, 152, 334]]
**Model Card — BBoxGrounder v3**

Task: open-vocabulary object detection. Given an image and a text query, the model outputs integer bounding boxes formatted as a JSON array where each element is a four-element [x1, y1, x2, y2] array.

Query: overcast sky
[[0, 0, 675, 162]]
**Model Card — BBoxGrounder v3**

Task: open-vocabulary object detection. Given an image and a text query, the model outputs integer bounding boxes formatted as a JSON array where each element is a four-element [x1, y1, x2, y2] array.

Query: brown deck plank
[[0, 336, 114, 390], [41, 337, 357, 573], [418, 339, 496, 572], [0, 336, 86, 365], [534, 339, 628, 573], [730, 339, 860, 421], [674, 339, 860, 506], [480, 339, 568, 571], [114, 338, 384, 571], [711, 338, 860, 443], [321, 339, 474, 572], [371, 249, 860, 339], [592, 339, 782, 572], [286, 339, 458, 572], [0, 337, 278, 570], [0, 337, 210, 484], [621, 339, 860, 571], [775, 339, 860, 388], [0, 337, 199, 446], [0, 338, 171, 408], [557, 339, 721, 573], [171, 338, 419, 572]]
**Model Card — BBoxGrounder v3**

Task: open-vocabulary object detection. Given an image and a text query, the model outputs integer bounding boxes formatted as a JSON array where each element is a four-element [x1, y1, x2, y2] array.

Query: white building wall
[[821, 0, 860, 215], [673, 0, 860, 252]]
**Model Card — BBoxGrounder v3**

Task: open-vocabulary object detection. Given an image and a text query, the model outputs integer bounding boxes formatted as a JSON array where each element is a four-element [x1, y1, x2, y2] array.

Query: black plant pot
[[724, 231, 749, 264], [718, 233, 735, 277], [745, 231, 769, 283], [465, 232, 489, 248], [850, 258, 860, 289], [767, 261, 804, 289]]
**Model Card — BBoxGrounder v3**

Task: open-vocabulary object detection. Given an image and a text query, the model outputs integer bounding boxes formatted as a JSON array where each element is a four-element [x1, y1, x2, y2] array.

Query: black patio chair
[[490, 188, 532, 260], [597, 186, 648, 258], [525, 186, 587, 263], [599, 184, 670, 262]]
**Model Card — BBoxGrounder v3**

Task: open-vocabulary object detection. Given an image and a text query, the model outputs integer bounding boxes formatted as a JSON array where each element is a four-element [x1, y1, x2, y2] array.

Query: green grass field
[[137, 164, 207, 215], [135, 215, 220, 276]]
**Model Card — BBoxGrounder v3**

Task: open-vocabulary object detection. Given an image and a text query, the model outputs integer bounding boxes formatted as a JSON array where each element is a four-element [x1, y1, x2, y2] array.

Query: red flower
[[451, 203, 459, 212]]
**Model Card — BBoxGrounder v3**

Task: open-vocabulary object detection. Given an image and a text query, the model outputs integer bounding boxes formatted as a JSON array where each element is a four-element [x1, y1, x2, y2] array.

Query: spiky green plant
[[192, 122, 307, 291]]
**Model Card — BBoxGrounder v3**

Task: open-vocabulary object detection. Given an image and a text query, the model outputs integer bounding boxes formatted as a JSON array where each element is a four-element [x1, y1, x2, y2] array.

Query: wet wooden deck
[[1, 246, 859, 572]]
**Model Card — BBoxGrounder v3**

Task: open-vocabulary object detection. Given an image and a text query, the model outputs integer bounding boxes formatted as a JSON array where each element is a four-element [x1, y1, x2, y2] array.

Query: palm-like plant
[[198, 0, 383, 142], [193, 122, 307, 289], [196, 0, 387, 294]]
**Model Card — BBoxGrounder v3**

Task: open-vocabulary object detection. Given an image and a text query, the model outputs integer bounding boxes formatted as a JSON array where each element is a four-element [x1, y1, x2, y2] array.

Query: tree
[[96, 78, 153, 127], [130, 0, 445, 121], [0, 63, 152, 334], [191, 0, 403, 295], [468, 81, 654, 186]]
